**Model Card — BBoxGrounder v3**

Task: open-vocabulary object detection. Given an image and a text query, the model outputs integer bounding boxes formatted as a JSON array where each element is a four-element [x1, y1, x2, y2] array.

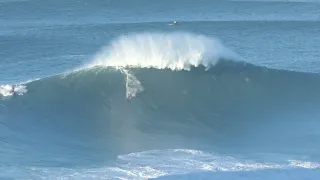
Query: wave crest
[[88, 32, 240, 70]]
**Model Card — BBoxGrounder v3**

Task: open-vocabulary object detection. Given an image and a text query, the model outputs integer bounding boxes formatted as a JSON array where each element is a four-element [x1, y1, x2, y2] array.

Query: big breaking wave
[[1, 32, 241, 98], [1, 32, 320, 179]]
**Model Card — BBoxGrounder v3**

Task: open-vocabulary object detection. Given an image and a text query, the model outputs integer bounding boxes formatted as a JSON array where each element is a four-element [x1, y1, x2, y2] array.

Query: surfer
[[169, 21, 178, 25], [10, 86, 15, 95]]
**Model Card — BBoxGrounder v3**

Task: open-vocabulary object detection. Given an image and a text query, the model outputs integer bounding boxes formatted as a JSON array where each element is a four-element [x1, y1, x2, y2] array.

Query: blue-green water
[[1, 0, 320, 179]]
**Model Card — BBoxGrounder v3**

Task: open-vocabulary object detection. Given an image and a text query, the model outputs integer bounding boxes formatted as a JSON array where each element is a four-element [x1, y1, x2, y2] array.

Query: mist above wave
[[87, 32, 240, 70]]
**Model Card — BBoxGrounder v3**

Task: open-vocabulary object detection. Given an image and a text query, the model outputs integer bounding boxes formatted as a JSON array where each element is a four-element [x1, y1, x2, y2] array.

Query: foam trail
[[89, 32, 239, 70], [120, 69, 144, 99]]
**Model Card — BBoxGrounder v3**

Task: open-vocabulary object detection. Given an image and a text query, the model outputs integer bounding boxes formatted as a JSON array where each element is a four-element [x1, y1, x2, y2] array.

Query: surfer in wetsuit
[[10, 86, 15, 95]]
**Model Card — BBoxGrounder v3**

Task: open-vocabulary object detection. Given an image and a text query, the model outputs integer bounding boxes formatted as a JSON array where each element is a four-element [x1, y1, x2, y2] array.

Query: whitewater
[[1, 0, 320, 179]]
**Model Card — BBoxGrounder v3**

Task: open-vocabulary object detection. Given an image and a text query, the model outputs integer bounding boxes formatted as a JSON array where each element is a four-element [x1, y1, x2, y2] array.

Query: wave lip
[[88, 32, 240, 71]]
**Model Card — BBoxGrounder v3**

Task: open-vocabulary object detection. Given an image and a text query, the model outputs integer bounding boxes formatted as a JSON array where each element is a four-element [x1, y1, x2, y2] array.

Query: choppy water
[[1, 0, 320, 179]]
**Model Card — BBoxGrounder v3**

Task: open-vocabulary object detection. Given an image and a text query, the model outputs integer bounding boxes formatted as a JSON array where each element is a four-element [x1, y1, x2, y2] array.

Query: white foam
[[120, 69, 144, 99], [88, 32, 240, 71], [0, 84, 28, 97], [289, 160, 320, 168], [9, 149, 319, 180]]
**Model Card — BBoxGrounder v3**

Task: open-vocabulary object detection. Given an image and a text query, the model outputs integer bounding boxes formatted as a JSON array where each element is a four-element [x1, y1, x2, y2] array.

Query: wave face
[[2, 60, 320, 160]]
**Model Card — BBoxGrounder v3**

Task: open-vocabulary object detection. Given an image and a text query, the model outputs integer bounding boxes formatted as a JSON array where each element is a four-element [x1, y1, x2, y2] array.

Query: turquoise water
[[1, 0, 320, 179]]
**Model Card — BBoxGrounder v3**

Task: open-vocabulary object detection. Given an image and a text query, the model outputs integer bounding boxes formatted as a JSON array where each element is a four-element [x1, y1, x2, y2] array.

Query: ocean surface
[[1, 0, 320, 179]]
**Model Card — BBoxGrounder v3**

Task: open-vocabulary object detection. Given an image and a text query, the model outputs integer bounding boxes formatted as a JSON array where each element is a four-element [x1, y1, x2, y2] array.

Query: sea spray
[[89, 32, 240, 70]]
